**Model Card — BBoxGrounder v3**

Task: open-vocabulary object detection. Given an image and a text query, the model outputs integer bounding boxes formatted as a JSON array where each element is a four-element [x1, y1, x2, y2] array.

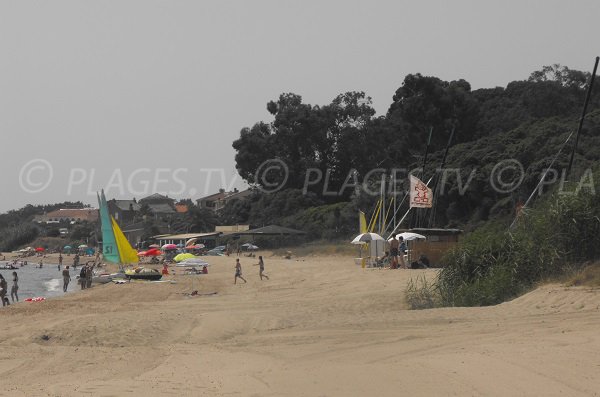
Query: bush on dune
[[407, 169, 600, 308]]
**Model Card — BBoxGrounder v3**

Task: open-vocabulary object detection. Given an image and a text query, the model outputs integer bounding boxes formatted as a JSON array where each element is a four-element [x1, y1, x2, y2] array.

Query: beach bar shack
[[406, 228, 462, 266]]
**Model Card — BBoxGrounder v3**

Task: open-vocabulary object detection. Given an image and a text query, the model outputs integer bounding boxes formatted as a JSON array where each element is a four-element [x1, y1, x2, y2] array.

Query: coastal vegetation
[[406, 170, 600, 308]]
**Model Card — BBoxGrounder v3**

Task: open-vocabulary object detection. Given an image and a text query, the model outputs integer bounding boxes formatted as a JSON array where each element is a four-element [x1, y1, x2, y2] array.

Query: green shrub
[[419, 170, 600, 307]]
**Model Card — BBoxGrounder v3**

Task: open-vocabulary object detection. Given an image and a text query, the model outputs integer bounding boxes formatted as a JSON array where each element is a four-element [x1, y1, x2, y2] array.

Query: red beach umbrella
[[35, 247, 45, 252], [144, 248, 162, 257]]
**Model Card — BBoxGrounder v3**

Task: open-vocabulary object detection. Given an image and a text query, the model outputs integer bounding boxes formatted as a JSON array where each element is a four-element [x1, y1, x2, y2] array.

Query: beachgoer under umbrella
[[11, 271, 18, 302], [253, 256, 269, 280], [234, 258, 246, 284], [62, 265, 71, 292]]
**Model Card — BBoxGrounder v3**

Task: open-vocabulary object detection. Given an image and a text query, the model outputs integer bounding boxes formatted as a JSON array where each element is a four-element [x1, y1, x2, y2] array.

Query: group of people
[[0, 272, 18, 306], [234, 256, 269, 284], [60, 261, 95, 293], [388, 234, 408, 269]]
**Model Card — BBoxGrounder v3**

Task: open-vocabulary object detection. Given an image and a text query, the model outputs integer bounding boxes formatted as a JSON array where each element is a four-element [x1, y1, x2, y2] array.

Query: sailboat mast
[[428, 126, 456, 227], [566, 56, 599, 178]]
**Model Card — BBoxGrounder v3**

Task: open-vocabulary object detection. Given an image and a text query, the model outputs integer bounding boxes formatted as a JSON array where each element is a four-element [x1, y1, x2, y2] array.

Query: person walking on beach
[[38, 259, 43, 268], [73, 254, 79, 269], [234, 258, 246, 284], [58, 254, 63, 270], [253, 256, 269, 280], [62, 265, 71, 292], [11, 271, 19, 302], [0, 274, 8, 307]]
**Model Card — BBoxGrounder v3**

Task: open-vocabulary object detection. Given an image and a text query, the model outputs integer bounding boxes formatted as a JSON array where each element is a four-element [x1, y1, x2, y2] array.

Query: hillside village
[[17, 189, 255, 251]]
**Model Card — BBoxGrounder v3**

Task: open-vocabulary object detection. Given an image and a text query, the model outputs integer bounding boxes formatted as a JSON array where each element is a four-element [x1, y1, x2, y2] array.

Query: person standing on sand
[[389, 234, 400, 269], [62, 265, 71, 292], [58, 254, 63, 270], [79, 266, 87, 290], [86, 263, 93, 288], [0, 274, 8, 307], [398, 236, 407, 269], [234, 258, 246, 284], [253, 256, 269, 280], [38, 259, 43, 268], [11, 271, 19, 302]]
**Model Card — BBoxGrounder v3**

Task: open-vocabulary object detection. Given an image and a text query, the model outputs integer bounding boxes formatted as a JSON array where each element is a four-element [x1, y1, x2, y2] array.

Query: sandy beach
[[1, 252, 599, 396]]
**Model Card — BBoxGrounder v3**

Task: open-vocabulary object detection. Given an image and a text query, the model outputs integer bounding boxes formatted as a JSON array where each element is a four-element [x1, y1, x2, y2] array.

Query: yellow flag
[[359, 211, 367, 233]]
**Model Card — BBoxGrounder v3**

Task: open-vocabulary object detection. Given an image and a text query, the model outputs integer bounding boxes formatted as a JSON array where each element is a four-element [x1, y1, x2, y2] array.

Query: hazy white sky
[[1, 0, 598, 212]]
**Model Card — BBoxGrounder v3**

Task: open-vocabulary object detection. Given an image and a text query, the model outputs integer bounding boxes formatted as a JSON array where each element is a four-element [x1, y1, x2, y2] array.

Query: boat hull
[[126, 273, 162, 281]]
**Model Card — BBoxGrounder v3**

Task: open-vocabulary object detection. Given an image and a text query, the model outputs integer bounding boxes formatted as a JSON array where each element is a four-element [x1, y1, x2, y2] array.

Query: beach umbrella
[[174, 253, 195, 262], [387, 232, 426, 241], [35, 247, 45, 252], [25, 247, 34, 251], [78, 244, 88, 249], [185, 238, 198, 247], [351, 232, 385, 245], [148, 244, 160, 249], [137, 251, 147, 257], [63, 245, 72, 250], [162, 244, 177, 250], [186, 244, 205, 250], [242, 243, 259, 250], [144, 248, 162, 256]]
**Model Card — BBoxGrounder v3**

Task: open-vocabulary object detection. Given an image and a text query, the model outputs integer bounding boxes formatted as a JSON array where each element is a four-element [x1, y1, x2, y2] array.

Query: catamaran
[[97, 190, 162, 281]]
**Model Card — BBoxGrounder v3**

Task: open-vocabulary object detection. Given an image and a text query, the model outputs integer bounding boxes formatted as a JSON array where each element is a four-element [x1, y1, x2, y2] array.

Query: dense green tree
[[233, 92, 377, 200], [387, 74, 480, 147]]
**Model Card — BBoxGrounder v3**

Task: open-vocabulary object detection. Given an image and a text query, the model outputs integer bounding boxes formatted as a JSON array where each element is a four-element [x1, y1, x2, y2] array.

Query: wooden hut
[[406, 228, 462, 267]]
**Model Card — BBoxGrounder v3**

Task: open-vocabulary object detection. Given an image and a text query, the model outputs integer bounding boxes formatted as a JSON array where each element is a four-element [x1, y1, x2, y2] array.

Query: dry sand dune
[[1, 254, 599, 396]]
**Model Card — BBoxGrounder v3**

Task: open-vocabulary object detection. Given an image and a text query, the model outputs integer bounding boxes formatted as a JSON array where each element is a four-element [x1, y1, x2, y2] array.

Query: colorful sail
[[112, 216, 139, 264], [98, 190, 120, 264]]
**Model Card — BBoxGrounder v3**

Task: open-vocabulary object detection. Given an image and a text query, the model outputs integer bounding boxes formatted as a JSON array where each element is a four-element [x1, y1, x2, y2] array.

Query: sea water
[[0, 262, 80, 301]]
